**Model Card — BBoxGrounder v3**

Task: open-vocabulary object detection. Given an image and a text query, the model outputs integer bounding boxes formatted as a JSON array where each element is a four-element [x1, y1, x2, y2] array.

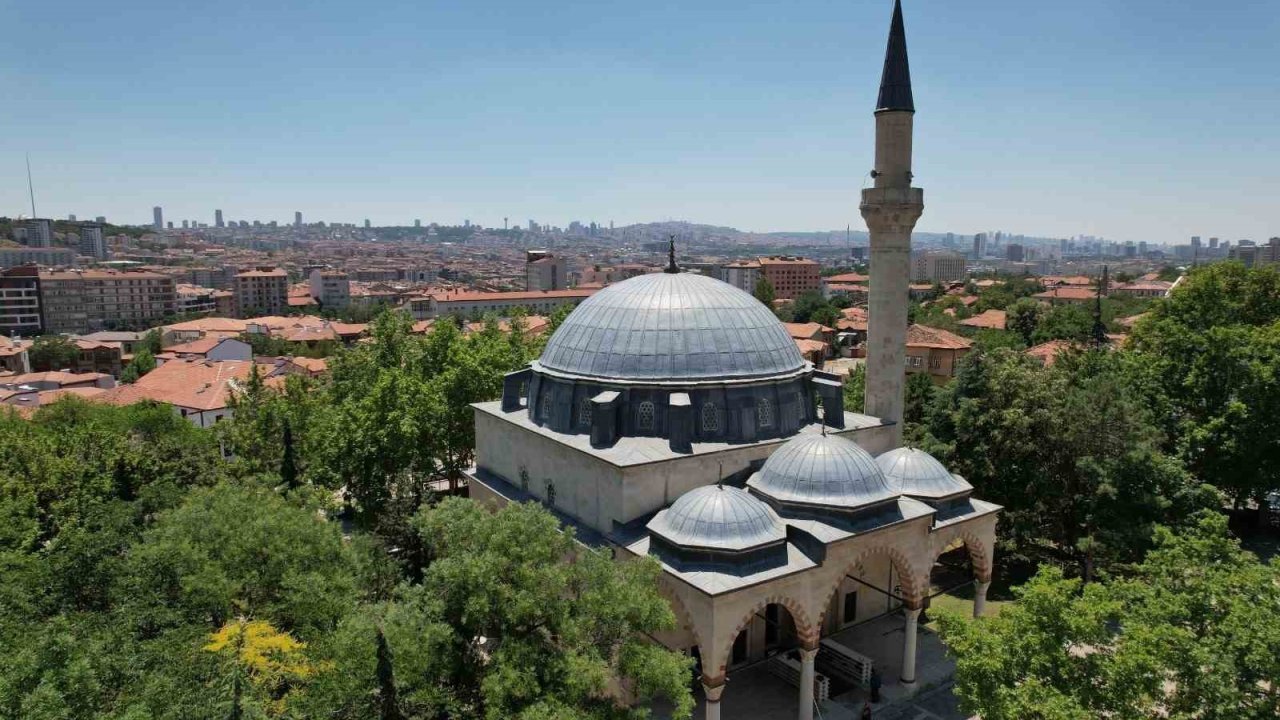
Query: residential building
[[0, 336, 30, 374], [39, 269, 177, 334], [719, 260, 762, 293], [406, 288, 595, 319], [176, 284, 234, 315], [100, 358, 279, 428], [526, 250, 568, 291], [153, 206, 163, 231], [70, 339, 124, 376], [1005, 244, 1024, 262], [24, 219, 53, 248], [78, 223, 109, 260], [215, 209, 224, 228], [1111, 280, 1173, 298], [758, 256, 821, 299], [1033, 286, 1098, 306], [910, 251, 966, 283], [0, 247, 76, 269], [905, 324, 973, 384], [162, 337, 253, 362], [233, 267, 288, 317], [0, 265, 43, 336], [958, 309, 1007, 331], [308, 269, 351, 309]]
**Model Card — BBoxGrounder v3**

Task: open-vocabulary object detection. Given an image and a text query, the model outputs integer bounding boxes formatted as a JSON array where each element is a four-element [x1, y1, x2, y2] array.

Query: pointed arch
[[709, 594, 817, 679], [816, 545, 924, 631], [929, 527, 993, 583]]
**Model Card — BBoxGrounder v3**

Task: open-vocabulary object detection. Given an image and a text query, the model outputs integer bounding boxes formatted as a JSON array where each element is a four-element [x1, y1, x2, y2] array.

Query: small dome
[[537, 272, 806, 382], [876, 447, 972, 499], [748, 434, 896, 508], [647, 485, 786, 551]]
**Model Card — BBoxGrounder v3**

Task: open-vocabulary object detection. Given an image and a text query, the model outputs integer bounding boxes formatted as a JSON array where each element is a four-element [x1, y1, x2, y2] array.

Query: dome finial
[[665, 234, 679, 274]]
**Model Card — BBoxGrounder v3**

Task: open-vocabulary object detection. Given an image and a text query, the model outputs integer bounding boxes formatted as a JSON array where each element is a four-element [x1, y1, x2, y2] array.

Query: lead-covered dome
[[748, 434, 897, 509], [537, 273, 806, 382], [876, 447, 972, 499], [647, 485, 786, 551]]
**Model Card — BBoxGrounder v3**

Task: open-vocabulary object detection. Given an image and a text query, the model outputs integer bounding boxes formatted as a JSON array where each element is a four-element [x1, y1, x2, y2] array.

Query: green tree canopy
[[939, 513, 1280, 720]]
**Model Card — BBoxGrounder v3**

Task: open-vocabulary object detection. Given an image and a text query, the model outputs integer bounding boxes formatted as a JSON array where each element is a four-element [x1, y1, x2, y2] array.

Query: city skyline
[[3, 0, 1277, 242]]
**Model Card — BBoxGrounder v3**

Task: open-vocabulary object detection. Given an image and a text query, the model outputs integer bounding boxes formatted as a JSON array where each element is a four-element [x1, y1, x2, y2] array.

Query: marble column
[[900, 607, 921, 684], [798, 646, 818, 720], [703, 679, 724, 720], [973, 580, 991, 619]]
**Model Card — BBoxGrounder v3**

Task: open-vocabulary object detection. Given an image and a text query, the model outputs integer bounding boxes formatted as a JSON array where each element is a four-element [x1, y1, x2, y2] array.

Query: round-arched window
[[578, 397, 593, 427], [539, 391, 553, 421], [757, 397, 774, 428], [701, 402, 720, 433], [638, 400, 655, 431]]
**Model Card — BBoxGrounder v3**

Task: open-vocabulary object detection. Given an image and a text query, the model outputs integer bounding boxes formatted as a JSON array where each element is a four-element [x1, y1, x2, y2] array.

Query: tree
[[939, 513, 1280, 720], [299, 500, 694, 720], [143, 328, 164, 355], [1128, 263, 1280, 518], [1032, 304, 1093, 344], [27, 334, 79, 371], [204, 619, 320, 718], [842, 364, 866, 413], [902, 370, 936, 428], [280, 420, 299, 490], [921, 348, 1210, 578], [1005, 297, 1043, 346], [753, 277, 776, 306], [121, 347, 157, 384]]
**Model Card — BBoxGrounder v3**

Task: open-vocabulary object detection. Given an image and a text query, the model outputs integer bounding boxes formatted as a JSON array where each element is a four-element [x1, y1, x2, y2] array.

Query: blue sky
[[2, 0, 1277, 243]]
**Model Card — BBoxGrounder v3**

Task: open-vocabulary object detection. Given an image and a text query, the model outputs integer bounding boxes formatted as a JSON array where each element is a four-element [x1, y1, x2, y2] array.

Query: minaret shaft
[[861, 1, 923, 446]]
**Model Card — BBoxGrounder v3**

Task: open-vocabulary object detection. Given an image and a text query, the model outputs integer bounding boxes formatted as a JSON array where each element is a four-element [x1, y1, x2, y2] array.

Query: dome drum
[[645, 485, 789, 573], [520, 371, 818, 448], [746, 434, 900, 518]]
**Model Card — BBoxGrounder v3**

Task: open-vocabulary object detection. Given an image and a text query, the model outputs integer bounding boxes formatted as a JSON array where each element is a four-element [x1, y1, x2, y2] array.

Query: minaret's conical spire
[[876, 0, 915, 113]]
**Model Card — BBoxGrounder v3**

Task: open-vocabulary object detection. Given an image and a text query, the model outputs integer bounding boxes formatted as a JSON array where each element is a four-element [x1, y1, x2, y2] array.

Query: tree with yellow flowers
[[204, 619, 323, 718]]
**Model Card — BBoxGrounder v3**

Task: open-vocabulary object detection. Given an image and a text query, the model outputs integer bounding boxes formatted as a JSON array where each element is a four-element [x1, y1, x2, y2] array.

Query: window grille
[[758, 398, 774, 428], [701, 402, 719, 433], [638, 401, 655, 431]]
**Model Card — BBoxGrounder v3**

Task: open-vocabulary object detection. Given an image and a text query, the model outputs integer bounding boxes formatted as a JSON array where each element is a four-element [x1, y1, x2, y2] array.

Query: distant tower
[[860, 0, 924, 446], [215, 209, 224, 228], [295, 211, 303, 227], [153, 206, 164, 231]]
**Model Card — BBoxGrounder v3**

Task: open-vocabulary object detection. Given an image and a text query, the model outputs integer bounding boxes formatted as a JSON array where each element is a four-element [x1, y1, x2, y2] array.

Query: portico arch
[[709, 593, 817, 680], [929, 527, 993, 582], [817, 545, 924, 632]]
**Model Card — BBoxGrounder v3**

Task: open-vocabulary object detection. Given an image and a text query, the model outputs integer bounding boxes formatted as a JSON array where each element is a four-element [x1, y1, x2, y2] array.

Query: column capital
[[701, 679, 725, 703], [799, 646, 819, 662]]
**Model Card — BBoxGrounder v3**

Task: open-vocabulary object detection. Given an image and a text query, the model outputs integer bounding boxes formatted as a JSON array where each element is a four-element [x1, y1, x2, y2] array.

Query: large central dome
[[536, 273, 806, 382]]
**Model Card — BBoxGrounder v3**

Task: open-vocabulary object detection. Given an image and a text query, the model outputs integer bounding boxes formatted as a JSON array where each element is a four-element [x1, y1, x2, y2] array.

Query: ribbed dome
[[748, 434, 897, 508], [537, 273, 806, 382], [647, 485, 786, 551], [876, 447, 972, 499]]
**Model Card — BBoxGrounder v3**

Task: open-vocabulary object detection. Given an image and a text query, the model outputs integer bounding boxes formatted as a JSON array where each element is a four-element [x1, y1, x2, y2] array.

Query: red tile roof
[[958, 309, 1007, 330], [906, 324, 973, 350]]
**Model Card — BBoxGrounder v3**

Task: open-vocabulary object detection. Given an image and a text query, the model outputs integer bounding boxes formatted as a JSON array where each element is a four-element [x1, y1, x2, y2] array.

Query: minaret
[[861, 0, 924, 446]]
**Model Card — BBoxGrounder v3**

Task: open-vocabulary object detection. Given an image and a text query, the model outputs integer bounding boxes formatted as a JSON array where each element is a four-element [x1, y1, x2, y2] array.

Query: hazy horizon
[[3, 0, 1277, 244]]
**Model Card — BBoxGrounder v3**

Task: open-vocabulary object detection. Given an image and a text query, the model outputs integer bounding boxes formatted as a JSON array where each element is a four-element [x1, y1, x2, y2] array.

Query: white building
[[308, 269, 351, 309], [910, 251, 966, 283]]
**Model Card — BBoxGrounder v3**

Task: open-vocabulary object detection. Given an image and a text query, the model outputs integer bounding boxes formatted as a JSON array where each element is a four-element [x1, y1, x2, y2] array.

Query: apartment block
[[758, 256, 821, 299], [39, 269, 177, 334], [0, 265, 43, 336], [0, 247, 76, 269], [911, 251, 967, 283], [308, 269, 351, 309], [233, 267, 288, 317]]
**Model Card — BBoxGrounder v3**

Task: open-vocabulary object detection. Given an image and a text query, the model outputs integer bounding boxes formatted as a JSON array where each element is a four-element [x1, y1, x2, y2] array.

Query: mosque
[[467, 3, 999, 719]]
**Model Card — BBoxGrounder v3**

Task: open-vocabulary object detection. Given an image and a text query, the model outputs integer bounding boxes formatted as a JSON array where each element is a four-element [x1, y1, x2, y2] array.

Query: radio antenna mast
[[26, 153, 37, 218]]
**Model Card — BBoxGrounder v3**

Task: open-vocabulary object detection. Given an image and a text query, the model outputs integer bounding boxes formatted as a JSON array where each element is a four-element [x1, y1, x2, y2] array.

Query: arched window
[[539, 391, 552, 421], [757, 397, 774, 428], [701, 402, 720, 433], [578, 397, 593, 428], [794, 392, 806, 425], [637, 401, 655, 431]]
